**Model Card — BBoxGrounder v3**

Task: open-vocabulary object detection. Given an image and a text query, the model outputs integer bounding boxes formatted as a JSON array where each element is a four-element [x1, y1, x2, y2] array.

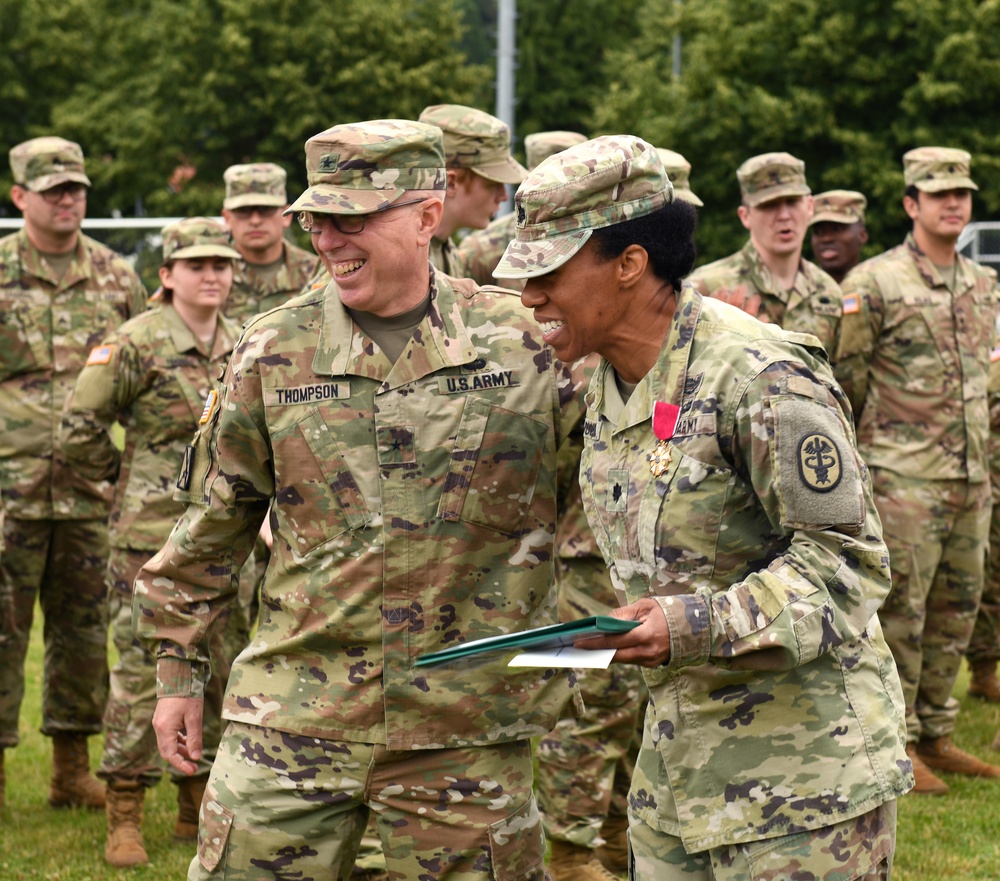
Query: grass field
[[1, 614, 999, 879]]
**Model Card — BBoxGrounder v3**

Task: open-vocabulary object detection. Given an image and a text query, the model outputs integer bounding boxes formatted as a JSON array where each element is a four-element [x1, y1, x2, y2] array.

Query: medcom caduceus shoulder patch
[[797, 432, 842, 492]]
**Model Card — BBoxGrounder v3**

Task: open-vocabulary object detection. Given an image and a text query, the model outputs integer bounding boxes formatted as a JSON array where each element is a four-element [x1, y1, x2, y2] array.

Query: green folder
[[414, 615, 639, 668]]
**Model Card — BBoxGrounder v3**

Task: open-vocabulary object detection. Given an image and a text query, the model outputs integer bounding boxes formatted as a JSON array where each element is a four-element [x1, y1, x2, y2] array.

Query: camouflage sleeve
[[132, 343, 273, 697], [554, 355, 591, 447], [657, 363, 890, 672], [60, 334, 142, 481], [125, 267, 149, 316], [831, 270, 881, 419]]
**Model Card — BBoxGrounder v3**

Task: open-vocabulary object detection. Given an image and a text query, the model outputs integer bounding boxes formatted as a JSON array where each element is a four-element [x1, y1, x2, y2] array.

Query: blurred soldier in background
[[689, 151, 841, 352], [808, 189, 869, 285], [0, 136, 147, 816]]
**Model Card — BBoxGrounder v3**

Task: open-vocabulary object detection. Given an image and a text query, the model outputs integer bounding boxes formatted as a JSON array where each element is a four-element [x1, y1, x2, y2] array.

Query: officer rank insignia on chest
[[86, 344, 114, 366], [797, 432, 842, 492], [648, 400, 680, 478]]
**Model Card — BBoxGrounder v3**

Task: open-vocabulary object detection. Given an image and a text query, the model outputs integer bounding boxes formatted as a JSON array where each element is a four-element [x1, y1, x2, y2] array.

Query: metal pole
[[496, 0, 517, 212]]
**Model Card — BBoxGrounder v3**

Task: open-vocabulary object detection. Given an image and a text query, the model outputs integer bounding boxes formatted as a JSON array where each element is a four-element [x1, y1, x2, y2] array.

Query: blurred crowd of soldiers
[[0, 99, 998, 881]]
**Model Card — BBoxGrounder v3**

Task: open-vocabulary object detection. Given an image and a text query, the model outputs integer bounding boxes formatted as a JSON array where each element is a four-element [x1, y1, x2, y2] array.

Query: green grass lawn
[[1, 612, 999, 879]]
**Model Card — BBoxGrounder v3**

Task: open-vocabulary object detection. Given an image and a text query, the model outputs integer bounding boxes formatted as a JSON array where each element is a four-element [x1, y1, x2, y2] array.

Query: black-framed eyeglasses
[[296, 198, 427, 235], [37, 182, 88, 204], [230, 205, 282, 219]]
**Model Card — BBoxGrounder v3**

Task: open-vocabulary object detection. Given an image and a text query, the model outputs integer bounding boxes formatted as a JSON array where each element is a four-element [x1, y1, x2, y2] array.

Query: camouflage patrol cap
[[737, 152, 810, 207], [494, 135, 673, 280], [809, 190, 867, 226], [656, 148, 703, 207], [162, 217, 241, 262], [419, 104, 527, 185], [286, 120, 446, 216], [903, 147, 978, 192], [524, 131, 588, 171], [9, 136, 91, 192], [223, 163, 287, 210]]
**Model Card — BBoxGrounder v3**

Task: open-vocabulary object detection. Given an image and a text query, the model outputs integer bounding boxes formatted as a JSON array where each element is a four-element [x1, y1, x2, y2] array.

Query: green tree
[[592, 0, 1000, 262], [35, 0, 489, 217], [513, 0, 644, 147]]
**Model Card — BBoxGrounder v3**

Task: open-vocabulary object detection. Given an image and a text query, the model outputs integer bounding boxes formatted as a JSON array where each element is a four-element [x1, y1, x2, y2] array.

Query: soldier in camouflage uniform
[[61, 218, 241, 866], [808, 190, 869, 285], [418, 104, 527, 278], [457, 131, 588, 291], [834, 147, 1000, 794], [496, 135, 911, 881], [133, 119, 582, 881], [688, 152, 842, 353], [0, 137, 147, 817], [221, 163, 318, 323], [967, 348, 1000, 706], [536, 145, 704, 881]]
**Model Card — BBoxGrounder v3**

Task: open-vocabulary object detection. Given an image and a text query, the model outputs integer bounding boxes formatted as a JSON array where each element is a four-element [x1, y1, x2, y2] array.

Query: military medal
[[648, 401, 680, 477]]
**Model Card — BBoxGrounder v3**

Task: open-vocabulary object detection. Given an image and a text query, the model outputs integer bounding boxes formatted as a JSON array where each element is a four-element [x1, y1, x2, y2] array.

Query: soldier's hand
[[709, 284, 765, 319], [153, 696, 204, 775], [574, 597, 671, 667]]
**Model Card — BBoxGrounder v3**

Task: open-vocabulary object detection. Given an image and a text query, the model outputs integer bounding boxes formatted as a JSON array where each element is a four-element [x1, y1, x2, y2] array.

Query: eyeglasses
[[297, 198, 427, 235], [230, 205, 282, 219], [37, 183, 88, 204]]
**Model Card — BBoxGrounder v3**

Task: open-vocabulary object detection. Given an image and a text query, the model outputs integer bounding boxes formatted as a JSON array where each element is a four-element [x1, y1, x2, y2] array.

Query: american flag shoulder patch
[[86, 344, 114, 366], [842, 294, 860, 315]]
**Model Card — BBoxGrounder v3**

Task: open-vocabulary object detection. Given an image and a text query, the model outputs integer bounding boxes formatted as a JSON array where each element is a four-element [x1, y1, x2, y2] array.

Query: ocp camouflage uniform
[[457, 212, 517, 288], [689, 241, 842, 353], [226, 244, 318, 324], [134, 118, 582, 881], [966, 349, 1000, 667], [61, 300, 240, 785], [583, 288, 910, 874], [835, 231, 998, 742], [0, 225, 146, 748]]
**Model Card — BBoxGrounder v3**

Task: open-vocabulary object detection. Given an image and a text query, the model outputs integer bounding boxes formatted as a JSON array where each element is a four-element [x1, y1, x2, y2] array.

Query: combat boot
[[49, 733, 105, 809], [105, 781, 149, 868], [596, 814, 629, 875], [174, 773, 208, 841], [904, 743, 948, 795], [548, 839, 622, 881], [968, 660, 1000, 702], [916, 736, 1000, 779]]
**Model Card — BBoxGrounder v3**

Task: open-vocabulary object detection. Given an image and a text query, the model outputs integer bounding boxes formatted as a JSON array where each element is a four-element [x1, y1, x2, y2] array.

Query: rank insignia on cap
[[842, 294, 860, 315], [797, 433, 842, 492], [86, 344, 114, 366], [199, 389, 219, 425]]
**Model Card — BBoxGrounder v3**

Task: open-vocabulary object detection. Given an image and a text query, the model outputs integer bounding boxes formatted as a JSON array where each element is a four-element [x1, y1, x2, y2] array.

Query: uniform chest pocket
[[438, 396, 547, 536], [639, 446, 728, 575], [0, 296, 48, 379], [271, 411, 371, 553]]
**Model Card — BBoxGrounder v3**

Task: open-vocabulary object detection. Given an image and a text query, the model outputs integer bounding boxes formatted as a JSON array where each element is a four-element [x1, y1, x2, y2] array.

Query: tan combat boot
[[49, 733, 105, 809], [904, 743, 948, 795], [916, 736, 1000, 779], [174, 774, 208, 841], [596, 815, 629, 876], [105, 781, 149, 868], [968, 660, 1000, 702], [548, 839, 622, 881]]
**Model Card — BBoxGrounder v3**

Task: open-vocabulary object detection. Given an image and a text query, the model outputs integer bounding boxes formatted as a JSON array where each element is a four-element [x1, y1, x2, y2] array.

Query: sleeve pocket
[[197, 796, 235, 873]]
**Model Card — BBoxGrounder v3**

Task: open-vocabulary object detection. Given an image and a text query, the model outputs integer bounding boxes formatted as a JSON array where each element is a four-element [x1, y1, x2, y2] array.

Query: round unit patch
[[797, 433, 842, 492]]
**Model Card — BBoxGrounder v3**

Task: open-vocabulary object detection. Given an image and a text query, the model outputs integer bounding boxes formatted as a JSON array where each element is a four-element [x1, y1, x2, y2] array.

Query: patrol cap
[[524, 131, 587, 171], [223, 163, 288, 210], [903, 147, 978, 192], [494, 135, 673, 280], [10, 136, 91, 192], [737, 151, 810, 207], [656, 148, 703, 207], [809, 190, 867, 226], [419, 104, 527, 185], [286, 120, 447, 216], [162, 217, 241, 262]]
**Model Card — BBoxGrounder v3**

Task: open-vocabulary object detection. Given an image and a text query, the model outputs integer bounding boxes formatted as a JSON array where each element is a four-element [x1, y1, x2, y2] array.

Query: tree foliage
[[592, 0, 1000, 261], [1, 0, 490, 217]]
